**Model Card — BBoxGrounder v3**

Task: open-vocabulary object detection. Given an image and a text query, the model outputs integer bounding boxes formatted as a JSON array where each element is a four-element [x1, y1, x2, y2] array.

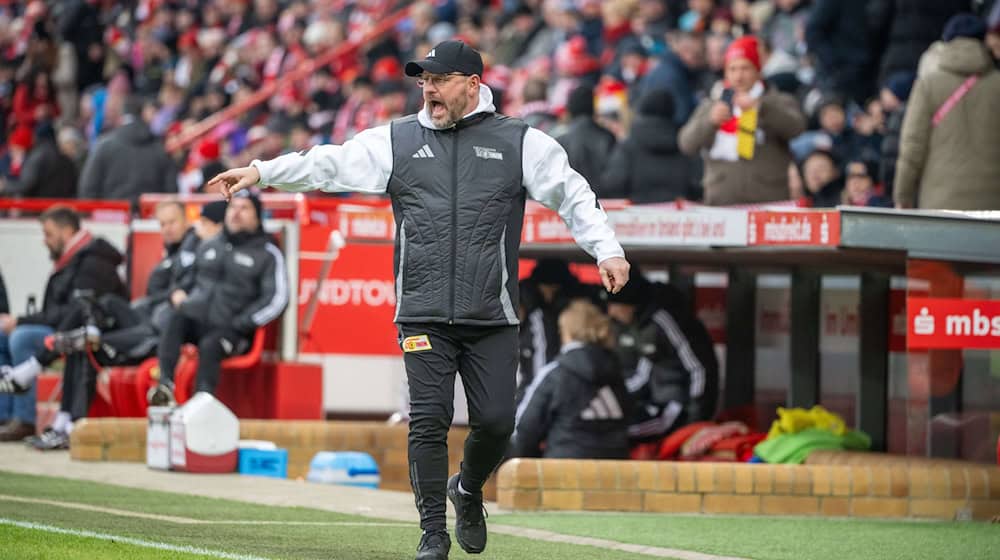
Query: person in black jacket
[[149, 192, 287, 403], [600, 89, 699, 203], [205, 40, 629, 560], [516, 258, 597, 405], [877, 71, 915, 199], [0, 121, 77, 198], [510, 300, 630, 459], [606, 271, 719, 445], [554, 85, 616, 191], [0, 206, 126, 442], [869, 0, 969, 85], [78, 96, 177, 202], [805, 0, 874, 104]]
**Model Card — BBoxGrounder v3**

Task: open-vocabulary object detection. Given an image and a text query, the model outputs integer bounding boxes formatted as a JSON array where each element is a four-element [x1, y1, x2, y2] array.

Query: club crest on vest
[[473, 146, 503, 160]]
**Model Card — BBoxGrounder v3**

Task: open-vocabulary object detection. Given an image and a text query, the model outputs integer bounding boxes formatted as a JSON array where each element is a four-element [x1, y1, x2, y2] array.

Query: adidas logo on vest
[[412, 144, 435, 159]]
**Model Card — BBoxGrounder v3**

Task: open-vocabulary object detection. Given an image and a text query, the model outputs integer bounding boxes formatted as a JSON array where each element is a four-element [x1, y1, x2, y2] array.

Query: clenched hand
[[599, 256, 631, 294]]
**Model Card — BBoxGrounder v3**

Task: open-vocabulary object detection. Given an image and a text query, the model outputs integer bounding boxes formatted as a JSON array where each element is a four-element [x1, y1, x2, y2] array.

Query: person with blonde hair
[[510, 300, 630, 459]]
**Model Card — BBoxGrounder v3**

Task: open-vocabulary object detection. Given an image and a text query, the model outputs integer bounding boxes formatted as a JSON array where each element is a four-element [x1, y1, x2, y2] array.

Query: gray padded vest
[[388, 113, 528, 325]]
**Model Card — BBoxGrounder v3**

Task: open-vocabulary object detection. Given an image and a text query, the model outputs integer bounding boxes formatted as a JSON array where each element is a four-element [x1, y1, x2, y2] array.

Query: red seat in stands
[[173, 328, 267, 404]]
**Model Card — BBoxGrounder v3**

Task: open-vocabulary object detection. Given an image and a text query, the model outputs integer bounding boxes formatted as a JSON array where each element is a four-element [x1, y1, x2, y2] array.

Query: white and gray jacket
[[252, 86, 623, 326]]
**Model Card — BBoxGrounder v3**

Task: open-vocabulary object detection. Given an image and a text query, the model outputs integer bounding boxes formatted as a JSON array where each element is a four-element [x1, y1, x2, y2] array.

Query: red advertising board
[[298, 224, 400, 355], [335, 207, 396, 241], [748, 210, 840, 246], [522, 210, 574, 243], [907, 297, 1000, 349]]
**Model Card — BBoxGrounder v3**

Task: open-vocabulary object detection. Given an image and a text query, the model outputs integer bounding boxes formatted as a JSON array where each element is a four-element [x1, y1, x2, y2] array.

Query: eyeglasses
[[415, 73, 468, 88]]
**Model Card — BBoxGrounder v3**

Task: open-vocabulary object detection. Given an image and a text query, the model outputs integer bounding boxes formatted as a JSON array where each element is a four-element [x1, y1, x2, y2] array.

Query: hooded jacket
[[253, 85, 623, 326], [177, 227, 288, 334], [600, 114, 698, 203], [511, 342, 630, 459], [18, 233, 126, 328], [78, 119, 177, 201], [895, 38, 1000, 210]]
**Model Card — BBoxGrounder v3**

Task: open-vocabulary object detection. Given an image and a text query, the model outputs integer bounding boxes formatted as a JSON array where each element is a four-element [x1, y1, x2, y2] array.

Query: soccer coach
[[208, 40, 630, 560]]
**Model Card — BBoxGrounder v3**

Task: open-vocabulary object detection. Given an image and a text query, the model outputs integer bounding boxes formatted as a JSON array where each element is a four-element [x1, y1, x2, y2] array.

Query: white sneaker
[[0, 366, 27, 394]]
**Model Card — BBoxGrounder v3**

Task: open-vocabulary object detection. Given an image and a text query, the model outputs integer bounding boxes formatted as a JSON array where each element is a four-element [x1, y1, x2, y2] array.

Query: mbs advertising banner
[[907, 297, 1000, 349]]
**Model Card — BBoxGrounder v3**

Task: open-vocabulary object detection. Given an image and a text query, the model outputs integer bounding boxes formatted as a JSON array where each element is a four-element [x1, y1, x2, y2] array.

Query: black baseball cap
[[405, 40, 484, 78]]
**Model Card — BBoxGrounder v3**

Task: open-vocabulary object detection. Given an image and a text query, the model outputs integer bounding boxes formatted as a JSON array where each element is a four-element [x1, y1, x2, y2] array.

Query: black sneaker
[[0, 366, 27, 394], [415, 529, 450, 560], [447, 474, 488, 554], [147, 383, 175, 407]]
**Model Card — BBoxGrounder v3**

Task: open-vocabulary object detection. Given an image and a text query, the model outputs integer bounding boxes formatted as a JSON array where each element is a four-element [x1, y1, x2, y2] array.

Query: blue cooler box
[[306, 451, 380, 488], [238, 448, 289, 479]]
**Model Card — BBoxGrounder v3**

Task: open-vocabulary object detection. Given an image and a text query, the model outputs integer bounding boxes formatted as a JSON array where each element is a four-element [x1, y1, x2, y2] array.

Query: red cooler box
[[169, 392, 240, 473]]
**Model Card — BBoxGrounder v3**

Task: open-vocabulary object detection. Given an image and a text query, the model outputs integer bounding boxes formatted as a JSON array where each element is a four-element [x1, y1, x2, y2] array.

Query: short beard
[[430, 100, 470, 128]]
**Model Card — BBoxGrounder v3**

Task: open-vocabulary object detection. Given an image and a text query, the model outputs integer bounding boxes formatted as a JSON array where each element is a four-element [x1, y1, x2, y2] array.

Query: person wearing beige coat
[[679, 35, 807, 206], [895, 17, 1000, 210]]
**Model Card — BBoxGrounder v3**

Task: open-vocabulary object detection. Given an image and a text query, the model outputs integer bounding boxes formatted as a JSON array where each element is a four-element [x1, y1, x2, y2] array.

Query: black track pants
[[399, 322, 517, 532]]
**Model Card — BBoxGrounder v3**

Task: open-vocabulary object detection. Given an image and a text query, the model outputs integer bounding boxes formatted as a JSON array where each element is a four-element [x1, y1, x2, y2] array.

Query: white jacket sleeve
[[522, 127, 625, 264], [250, 125, 392, 194]]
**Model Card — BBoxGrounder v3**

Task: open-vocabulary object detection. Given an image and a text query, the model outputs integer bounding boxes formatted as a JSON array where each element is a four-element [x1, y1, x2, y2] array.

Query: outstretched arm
[[208, 125, 394, 200], [522, 128, 630, 293]]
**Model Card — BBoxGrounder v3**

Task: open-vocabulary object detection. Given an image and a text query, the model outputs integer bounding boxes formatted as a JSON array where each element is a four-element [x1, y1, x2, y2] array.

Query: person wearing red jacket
[[11, 71, 59, 131]]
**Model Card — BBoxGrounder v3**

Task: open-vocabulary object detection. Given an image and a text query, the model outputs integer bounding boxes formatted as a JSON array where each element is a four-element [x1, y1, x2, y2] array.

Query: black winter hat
[[942, 13, 987, 42], [530, 258, 576, 285], [566, 85, 595, 117], [637, 89, 675, 119], [200, 200, 227, 224]]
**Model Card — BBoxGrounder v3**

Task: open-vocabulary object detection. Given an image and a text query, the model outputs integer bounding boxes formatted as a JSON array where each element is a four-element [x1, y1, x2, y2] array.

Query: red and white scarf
[[709, 81, 765, 162], [53, 229, 94, 273]]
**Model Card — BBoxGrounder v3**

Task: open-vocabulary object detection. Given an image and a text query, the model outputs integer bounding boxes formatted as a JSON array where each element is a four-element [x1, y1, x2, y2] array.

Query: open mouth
[[428, 100, 446, 117]]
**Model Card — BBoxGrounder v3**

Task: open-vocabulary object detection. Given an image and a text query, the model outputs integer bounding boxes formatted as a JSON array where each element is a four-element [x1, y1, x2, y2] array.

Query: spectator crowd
[[0, 0, 998, 209]]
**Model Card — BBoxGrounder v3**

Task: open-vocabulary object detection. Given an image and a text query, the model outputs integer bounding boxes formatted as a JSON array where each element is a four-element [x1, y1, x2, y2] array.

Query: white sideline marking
[[0, 495, 408, 527], [491, 524, 753, 560], [0, 494, 746, 559], [0, 494, 204, 524], [209, 520, 409, 527], [0, 518, 273, 560]]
